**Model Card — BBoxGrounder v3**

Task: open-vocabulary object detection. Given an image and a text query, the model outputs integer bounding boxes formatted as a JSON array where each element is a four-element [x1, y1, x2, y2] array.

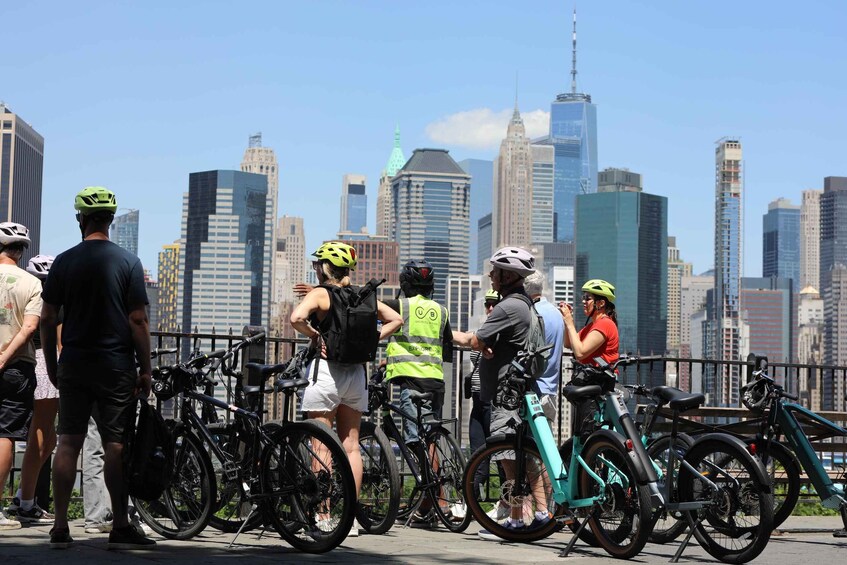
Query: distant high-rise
[[493, 105, 533, 249], [0, 103, 44, 265], [800, 189, 821, 291], [575, 167, 667, 376], [706, 138, 744, 407], [392, 149, 470, 303], [530, 144, 555, 244], [762, 198, 800, 288], [741, 277, 794, 367], [542, 10, 598, 242], [679, 273, 713, 392], [551, 265, 575, 305], [820, 176, 847, 410], [111, 209, 139, 256], [796, 287, 823, 408], [240, 133, 278, 326], [477, 213, 493, 275], [271, 216, 305, 338], [376, 126, 406, 238], [156, 242, 180, 333], [458, 158, 494, 274], [340, 174, 367, 234], [329, 233, 400, 301], [667, 236, 693, 355], [177, 170, 269, 348]]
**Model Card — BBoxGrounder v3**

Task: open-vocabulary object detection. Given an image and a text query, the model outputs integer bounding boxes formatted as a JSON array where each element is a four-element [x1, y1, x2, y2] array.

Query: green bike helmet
[[484, 288, 501, 303], [74, 186, 118, 215], [582, 279, 616, 304], [313, 241, 357, 269]]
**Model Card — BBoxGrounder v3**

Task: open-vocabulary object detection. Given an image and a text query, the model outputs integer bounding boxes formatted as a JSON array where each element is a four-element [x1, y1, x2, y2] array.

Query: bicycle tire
[[206, 423, 264, 533], [426, 426, 472, 533], [260, 420, 356, 553], [389, 435, 427, 522], [646, 433, 694, 544], [576, 433, 653, 559], [558, 438, 600, 546], [677, 437, 774, 564], [748, 439, 800, 530], [840, 503, 847, 531], [357, 421, 400, 534], [132, 427, 215, 540], [462, 438, 561, 542]]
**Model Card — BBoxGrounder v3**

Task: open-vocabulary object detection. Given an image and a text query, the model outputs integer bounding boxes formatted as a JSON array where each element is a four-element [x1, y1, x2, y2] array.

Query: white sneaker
[[348, 519, 361, 537], [0, 511, 21, 530], [449, 502, 466, 520], [485, 502, 509, 522], [477, 528, 503, 541]]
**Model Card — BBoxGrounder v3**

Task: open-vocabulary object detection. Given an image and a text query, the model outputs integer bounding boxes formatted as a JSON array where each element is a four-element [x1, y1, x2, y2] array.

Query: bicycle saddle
[[562, 384, 603, 402], [651, 386, 705, 412]]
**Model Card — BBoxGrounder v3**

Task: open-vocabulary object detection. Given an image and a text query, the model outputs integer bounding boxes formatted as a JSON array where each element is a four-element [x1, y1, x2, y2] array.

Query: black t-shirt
[[384, 298, 453, 394], [42, 240, 148, 370]]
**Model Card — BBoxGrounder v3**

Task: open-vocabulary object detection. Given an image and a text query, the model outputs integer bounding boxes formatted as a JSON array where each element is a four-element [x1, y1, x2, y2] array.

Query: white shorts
[[300, 359, 367, 413], [34, 349, 60, 401]]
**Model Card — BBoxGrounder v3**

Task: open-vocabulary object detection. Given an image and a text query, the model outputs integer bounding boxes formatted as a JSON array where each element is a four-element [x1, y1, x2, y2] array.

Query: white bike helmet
[[490, 246, 536, 277], [26, 254, 54, 279], [0, 222, 31, 248]]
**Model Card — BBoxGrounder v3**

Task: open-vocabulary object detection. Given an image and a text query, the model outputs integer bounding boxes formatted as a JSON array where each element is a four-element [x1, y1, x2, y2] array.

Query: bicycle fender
[[689, 432, 772, 494], [583, 429, 653, 485]]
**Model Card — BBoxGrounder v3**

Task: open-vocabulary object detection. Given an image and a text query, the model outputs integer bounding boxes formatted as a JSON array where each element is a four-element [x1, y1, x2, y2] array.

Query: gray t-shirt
[[475, 289, 531, 402]]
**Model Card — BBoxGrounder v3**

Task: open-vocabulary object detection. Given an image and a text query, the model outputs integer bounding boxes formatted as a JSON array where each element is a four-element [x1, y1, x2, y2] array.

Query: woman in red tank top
[[559, 279, 619, 366]]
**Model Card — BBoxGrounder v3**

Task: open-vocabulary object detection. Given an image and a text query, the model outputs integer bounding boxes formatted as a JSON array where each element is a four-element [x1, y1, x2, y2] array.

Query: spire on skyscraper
[[384, 125, 406, 178], [571, 8, 578, 94]]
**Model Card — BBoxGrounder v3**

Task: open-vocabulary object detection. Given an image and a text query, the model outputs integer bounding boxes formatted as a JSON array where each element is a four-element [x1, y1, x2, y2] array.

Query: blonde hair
[[320, 261, 351, 287]]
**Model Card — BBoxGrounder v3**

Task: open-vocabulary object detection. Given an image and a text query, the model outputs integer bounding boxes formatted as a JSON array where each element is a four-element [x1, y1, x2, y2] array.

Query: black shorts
[[57, 362, 137, 443], [0, 361, 36, 440]]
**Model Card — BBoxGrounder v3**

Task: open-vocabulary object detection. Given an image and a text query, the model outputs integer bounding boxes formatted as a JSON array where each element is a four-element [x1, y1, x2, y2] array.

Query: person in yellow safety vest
[[383, 260, 453, 446]]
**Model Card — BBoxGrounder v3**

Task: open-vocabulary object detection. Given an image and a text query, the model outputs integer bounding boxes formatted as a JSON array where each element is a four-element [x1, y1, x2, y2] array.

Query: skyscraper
[[240, 133, 278, 326], [477, 213, 492, 275], [679, 272, 713, 392], [667, 236, 693, 355], [177, 170, 270, 347], [800, 189, 821, 291], [340, 174, 367, 234], [741, 277, 794, 366], [706, 138, 744, 407], [458, 158, 494, 274], [542, 10, 598, 242], [392, 149, 471, 303], [271, 216, 305, 338], [111, 209, 139, 256], [530, 144, 555, 244], [328, 233, 400, 301], [575, 168, 667, 374], [493, 105, 533, 249], [820, 176, 847, 410], [156, 242, 180, 334], [0, 103, 44, 264], [376, 126, 406, 238], [762, 198, 800, 289]]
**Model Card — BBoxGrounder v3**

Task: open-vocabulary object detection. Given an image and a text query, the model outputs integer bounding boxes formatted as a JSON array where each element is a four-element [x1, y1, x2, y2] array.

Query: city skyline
[[2, 1, 845, 280]]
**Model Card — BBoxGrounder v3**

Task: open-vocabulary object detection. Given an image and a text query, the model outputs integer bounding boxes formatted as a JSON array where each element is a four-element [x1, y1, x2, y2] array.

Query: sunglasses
[[582, 294, 595, 303]]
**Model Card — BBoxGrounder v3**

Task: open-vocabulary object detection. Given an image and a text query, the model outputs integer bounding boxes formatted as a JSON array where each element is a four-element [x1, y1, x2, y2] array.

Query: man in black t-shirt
[[41, 187, 154, 550]]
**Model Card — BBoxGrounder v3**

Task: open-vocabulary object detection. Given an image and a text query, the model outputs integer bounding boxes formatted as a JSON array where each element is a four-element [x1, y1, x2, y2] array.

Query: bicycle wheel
[[646, 433, 694, 544], [133, 428, 215, 540], [750, 440, 800, 530], [426, 426, 472, 533], [357, 421, 400, 534], [576, 433, 652, 559], [678, 438, 774, 564], [260, 421, 356, 553], [558, 438, 600, 546], [389, 435, 427, 522], [462, 438, 560, 542], [206, 423, 264, 533]]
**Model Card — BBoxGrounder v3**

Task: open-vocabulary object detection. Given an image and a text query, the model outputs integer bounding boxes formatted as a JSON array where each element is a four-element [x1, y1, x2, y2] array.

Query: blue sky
[[3, 1, 845, 279]]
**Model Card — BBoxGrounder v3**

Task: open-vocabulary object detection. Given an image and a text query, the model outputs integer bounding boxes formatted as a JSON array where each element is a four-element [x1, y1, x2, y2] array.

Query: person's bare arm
[[129, 304, 152, 397], [41, 303, 60, 386], [0, 314, 39, 371], [376, 300, 402, 339]]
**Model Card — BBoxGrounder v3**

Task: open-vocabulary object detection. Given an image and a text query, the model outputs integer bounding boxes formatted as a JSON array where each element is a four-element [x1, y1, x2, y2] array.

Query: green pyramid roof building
[[384, 125, 406, 178]]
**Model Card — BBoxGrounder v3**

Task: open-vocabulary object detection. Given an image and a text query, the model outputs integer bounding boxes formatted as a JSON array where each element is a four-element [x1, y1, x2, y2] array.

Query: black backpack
[[320, 278, 385, 364], [123, 400, 174, 501]]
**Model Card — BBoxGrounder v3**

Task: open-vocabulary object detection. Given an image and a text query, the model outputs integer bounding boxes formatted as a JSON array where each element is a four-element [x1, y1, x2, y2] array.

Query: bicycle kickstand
[[559, 508, 592, 558], [669, 512, 699, 563], [228, 504, 261, 549]]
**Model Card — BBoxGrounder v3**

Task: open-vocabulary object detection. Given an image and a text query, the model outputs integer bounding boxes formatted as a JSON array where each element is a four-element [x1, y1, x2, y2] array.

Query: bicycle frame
[[376, 398, 437, 490], [773, 401, 847, 509]]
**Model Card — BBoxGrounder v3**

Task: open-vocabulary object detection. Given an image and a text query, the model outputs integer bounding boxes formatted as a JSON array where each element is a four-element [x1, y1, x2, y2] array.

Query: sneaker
[[528, 512, 552, 529], [84, 522, 113, 534], [449, 502, 466, 520], [49, 527, 73, 549], [5, 497, 20, 516], [16, 504, 55, 525], [107, 524, 157, 550], [485, 502, 509, 522], [0, 512, 21, 531], [834, 529, 847, 538], [348, 519, 361, 537], [131, 519, 153, 537], [478, 528, 504, 541]]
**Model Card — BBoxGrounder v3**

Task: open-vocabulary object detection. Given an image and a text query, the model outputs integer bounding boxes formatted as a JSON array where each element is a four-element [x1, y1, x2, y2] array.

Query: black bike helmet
[[400, 259, 435, 296]]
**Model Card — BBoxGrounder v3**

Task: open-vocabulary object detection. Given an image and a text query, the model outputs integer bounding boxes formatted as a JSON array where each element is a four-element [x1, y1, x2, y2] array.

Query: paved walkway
[[1, 516, 844, 564]]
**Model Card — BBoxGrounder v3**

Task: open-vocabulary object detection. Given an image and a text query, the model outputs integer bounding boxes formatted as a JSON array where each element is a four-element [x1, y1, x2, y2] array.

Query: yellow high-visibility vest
[[385, 295, 448, 381]]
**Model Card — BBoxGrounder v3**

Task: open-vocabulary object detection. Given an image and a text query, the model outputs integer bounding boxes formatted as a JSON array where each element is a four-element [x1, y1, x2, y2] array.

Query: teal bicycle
[[461, 345, 654, 559]]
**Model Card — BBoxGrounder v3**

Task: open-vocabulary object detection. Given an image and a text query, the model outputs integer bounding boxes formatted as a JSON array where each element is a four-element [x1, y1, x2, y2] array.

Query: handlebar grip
[[247, 332, 266, 344], [782, 391, 799, 401]]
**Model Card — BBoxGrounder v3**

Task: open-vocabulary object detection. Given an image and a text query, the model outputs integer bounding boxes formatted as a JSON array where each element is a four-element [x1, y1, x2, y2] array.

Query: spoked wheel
[[426, 427, 472, 533], [678, 438, 774, 564], [133, 428, 215, 540], [206, 424, 264, 533], [559, 438, 599, 546], [390, 436, 427, 523], [576, 434, 653, 559], [646, 433, 694, 544], [748, 440, 800, 530], [357, 421, 400, 534], [462, 438, 560, 542], [260, 421, 356, 553]]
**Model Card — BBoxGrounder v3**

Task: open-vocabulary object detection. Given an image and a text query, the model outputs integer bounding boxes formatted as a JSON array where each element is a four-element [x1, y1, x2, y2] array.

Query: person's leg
[[399, 387, 419, 443], [102, 441, 129, 529], [19, 398, 59, 502], [335, 404, 363, 495], [83, 415, 111, 528], [0, 438, 14, 499], [52, 433, 86, 530]]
